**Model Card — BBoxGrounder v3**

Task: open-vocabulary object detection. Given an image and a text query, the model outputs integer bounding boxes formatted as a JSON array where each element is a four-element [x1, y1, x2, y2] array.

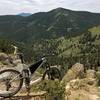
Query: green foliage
[[38, 80, 65, 100], [96, 72, 100, 86], [79, 32, 96, 54], [0, 26, 100, 73], [0, 38, 13, 54], [75, 97, 80, 100], [0, 8, 100, 76]]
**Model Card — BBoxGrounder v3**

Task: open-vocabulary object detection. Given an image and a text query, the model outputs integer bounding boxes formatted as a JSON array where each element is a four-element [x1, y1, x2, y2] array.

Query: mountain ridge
[[18, 13, 32, 17], [0, 7, 100, 42]]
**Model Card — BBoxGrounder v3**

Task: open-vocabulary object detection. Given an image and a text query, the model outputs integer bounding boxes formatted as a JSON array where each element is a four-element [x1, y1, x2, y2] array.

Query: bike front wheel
[[42, 67, 62, 81], [0, 69, 23, 97]]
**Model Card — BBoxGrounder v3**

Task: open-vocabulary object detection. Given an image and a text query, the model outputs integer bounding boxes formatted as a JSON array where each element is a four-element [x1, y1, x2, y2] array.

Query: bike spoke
[[0, 69, 23, 97]]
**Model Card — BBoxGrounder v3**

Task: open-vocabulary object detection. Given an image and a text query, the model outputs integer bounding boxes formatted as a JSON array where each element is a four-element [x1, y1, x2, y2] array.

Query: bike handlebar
[[42, 53, 55, 58]]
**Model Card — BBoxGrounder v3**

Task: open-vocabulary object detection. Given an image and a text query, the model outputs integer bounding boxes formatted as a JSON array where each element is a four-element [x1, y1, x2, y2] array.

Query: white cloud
[[65, 0, 100, 12], [0, 0, 100, 15]]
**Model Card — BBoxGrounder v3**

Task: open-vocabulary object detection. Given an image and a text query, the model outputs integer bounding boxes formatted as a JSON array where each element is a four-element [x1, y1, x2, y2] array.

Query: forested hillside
[[0, 8, 100, 42], [0, 8, 100, 71]]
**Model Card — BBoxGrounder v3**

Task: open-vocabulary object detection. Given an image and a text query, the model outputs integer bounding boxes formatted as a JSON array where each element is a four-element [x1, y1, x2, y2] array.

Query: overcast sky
[[0, 0, 100, 15]]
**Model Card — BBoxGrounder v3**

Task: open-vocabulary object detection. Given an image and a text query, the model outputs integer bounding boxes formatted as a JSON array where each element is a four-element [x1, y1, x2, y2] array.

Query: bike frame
[[29, 57, 46, 75], [20, 57, 47, 87], [0, 49, 61, 97]]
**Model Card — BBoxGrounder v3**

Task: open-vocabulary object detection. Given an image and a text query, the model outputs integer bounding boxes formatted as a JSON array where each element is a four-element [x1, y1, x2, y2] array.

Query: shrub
[[96, 71, 100, 86], [38, 80, 65, 100]]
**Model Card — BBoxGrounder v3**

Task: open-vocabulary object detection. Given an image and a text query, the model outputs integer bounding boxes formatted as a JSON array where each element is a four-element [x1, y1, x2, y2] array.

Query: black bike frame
[[29, 57, 46, 75]]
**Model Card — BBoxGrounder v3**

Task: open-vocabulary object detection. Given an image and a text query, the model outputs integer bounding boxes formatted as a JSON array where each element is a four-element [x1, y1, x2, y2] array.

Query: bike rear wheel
[[0, 69, 23, 97]]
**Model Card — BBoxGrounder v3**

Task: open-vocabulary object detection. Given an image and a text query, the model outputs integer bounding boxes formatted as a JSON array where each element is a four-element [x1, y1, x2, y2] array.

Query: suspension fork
[[22, 69, 30, 94], [46, 65, 52, 79], [46, 64, 50, 70]]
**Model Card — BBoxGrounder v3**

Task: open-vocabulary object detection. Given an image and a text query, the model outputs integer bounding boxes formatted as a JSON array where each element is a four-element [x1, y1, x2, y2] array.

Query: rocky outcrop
[[65, 78, 100, 100], [86, 70, 96, 79], [62, 63, 84, 83], [0, 53, 8, 61], [0, 52, 23, 70], [63, 63, 100, 100], [65, 89, 100, 100]]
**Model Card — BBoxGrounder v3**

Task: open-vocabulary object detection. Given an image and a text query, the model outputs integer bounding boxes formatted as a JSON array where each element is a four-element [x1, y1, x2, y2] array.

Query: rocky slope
[[62, 63, 100, 100], [0, 52, 23, 70], [0, 52, 48, 99], [0, 52, 100, 100]]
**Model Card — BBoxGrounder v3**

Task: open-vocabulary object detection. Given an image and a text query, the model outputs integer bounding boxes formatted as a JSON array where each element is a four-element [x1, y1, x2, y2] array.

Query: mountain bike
[[0, 53, 61, 98]]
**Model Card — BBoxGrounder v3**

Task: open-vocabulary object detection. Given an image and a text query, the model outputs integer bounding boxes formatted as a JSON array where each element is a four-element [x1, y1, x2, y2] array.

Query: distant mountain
[[0, 7, 100, 42], [18, 13, 32, 17]]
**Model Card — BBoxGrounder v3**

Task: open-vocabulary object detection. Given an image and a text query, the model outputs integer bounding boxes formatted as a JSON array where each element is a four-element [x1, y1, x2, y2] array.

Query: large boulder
[[62, 63, 84, 83], [85, 70, 97, 85], [86, 70, 96, 79], [15, 64, 28, 72], [65, 79, 89, 91], [65, 89, 100, 100], [0, 53, 8, 61], [65, 79, 100, 100], [13, 59, 22, 65]]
